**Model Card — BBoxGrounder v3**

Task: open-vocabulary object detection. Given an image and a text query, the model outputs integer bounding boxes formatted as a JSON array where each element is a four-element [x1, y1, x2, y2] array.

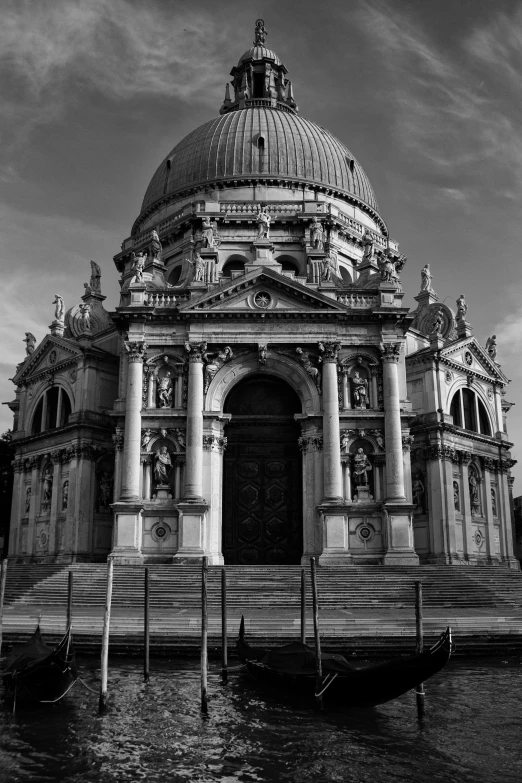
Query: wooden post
[[144, 567, 150, 682], [0, 558, 7, 658], [310, 557, 323, 709], [415, 580, 425, 718], [66, 570, 74, 632], [221, 567, 228, 681], [201, 556, 208, 714], [99, 557, 114, 713], [300, 567, 306, 644]]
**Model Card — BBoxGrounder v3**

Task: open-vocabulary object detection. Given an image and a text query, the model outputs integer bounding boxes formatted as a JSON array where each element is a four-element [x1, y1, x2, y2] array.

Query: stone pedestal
[[49, 319, 65, 337], [246, 240, 281, 272], [318, 506, 353, 565], [129, 284, 147, 307], [173, 501, 214, 561], [111, 502, 144, 564], [353, 485, 373, 503]]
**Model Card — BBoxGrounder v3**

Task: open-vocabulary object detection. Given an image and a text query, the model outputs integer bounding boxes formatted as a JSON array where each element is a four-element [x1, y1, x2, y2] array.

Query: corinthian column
[[380, 342, 406, 500], [319, 342, 343, 502], [120, 341, 147, 500], [184, 342, 205, 501]]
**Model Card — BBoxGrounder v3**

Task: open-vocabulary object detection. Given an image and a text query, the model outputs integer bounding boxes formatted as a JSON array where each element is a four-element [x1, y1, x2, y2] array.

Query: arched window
[[31, 387, 72, 435], [449, 388, 491, 436], [276, 255, 300, 275], [222, 256, 247, 278]]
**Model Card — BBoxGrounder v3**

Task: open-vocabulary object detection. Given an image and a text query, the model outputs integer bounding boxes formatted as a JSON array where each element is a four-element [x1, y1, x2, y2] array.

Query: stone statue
[[254, 18, 267, 45], [157, 372, 173, 408], [412, 474, 425, 513], [98, 472, 113, 508], [373, 430, 385, 450], [189, 252, 205, 282], [258, 344, 267, 367], [203, 346, 234, 392], [296, 347, 321, 391], [351, 371, 369, 408], [174, 429, 186, 449], [90, 260, 101, 292], [352, 448, 372, 486], [201, 217, 218, 249], [256, 206, 271, 239], [429, 308, 444, 337], [362, 230, 374, 263], [25, 486, 31, 514], [453, 481, 460, 511], [78, 303, 92, 332], [141, 429, 153, 449], [130, 251, 145, 284], [42, 469, 53, 503], [321, 254, 337, 282], [62, 480, 68, 511], [53, 295, 65, 322], [456, 294, 467, 322], [378, 250, 400, 284], [154, 446, 172, 485], [151, 229, 162, 260], [485, 335, 497, 361], [309, 217, 324, 251], [469, 473, 480, 514], [341, 432, 350, 454], [491, 488, 497, 516], [420, 264, 433, 292], [24, 332, 36, 356]]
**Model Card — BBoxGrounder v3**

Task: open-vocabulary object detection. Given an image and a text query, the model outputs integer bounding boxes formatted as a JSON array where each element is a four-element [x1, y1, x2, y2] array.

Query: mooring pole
[[201, 556, 208, 714], [66, 570, 74, 632], [0, 558, 8, 658], [300, 567, 306, 644], [415, 580, 425, 718], [99, 557, 114, 713], [310, 557, 323, 710], [144, 567, 150, 682], [221, 567, 228, 682]]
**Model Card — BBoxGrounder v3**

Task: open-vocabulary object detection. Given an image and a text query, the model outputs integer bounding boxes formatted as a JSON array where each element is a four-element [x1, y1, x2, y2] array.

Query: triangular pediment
[[12, 335, 81, 385], [180, 268, 347, 313], [442, 337, 508, 383]]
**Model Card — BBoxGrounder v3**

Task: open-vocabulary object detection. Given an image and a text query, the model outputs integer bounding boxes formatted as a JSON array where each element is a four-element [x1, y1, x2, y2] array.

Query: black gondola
[[237, 617, 453, 707], [3, 625, 78, 705]]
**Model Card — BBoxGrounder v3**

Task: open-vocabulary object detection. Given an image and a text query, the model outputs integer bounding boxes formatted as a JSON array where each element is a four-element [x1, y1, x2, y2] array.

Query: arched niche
[[144, 353, 186, 409], [468, 460, 483, 517], [95, 453, 114, 514], [221, 254, 248, 278], [339, 353, 377, 410], [348, 439, 375, 498], [276, 254, 302, 276]]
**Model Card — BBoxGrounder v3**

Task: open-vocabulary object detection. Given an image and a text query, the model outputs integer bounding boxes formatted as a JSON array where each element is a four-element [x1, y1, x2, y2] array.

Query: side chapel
[[5, 21, 519, 569]]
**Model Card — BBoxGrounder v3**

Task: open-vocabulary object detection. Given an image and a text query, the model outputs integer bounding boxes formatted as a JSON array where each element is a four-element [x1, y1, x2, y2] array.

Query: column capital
[[427, 443, 457, 462], [298, 435, 323, 453], [112, 429, 125, 451], [125, 341, 148, 362], [185, 341, 207, 363], [203, 435, 227, 452], [379, 342, 401, 363], [318, 341, 341, 363], [482, 456, 496, 472]]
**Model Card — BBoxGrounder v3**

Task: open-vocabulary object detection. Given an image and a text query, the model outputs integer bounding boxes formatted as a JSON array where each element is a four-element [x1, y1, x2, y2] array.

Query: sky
[[1, 0, 521, 491]]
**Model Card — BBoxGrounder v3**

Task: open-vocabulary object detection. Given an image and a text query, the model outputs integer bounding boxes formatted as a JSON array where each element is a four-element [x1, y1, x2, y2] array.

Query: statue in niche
[[352, 448, 372, 486], [485, 335, 497, 361], [25, 486, 31, 514], [256, 205, 271, 239], [296, 347, 321, 391], [341, 432, 350, 454], [429, 308, 444, 337], [469, 473, 480, 515], [309, 217, 324, 251], [362, 230, 374, 263], [157, 372, 173, 408], [78, 303, 92, 332], [90, 260, 102, 292], [201, 217, 218, 249], [351, 371, 369, 408], [62, 480, 68, 511], [412, 473, 425, 514], [456, 294, 467, 322], [203, 346, 233, 392], [150, 229, 162, 260], [453, 481, 460, 511], [491, 488, 497, 517], [420, 264, 433, 292], [189, 252, 205, 282], [98, 472, 113, 509], [141, 429, 154, 449], [154, 447, 172, 485], [42, 469, 53, 503], [53, 294, 65, 322], [130, 251, 145, 284], [24, 332, 36, 356]]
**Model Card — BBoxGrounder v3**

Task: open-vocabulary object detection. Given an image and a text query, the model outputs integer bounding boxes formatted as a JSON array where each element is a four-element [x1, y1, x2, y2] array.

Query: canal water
[[1, 656, 522, 782]]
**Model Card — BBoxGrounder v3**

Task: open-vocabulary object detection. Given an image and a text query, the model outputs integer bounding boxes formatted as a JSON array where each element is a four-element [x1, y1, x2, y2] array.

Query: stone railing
[[337, 294, 379, 308], [221, 202, 303, 215], [146, 291, 189, 308]]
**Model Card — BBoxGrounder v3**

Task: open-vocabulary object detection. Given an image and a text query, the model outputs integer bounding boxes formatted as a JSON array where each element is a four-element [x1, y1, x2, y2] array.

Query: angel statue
[[203, 346, 233, 392], [378, 250, 401, 285], [52, 294, 65, 322], [296, 347, 321, 392]]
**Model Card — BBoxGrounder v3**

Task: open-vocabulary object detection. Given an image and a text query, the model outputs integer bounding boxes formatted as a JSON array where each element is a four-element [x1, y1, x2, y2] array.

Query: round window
[[254, 291, 272, 309]]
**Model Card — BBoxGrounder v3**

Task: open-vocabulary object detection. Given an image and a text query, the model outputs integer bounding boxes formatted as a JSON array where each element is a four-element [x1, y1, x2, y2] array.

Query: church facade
[[5, 22, 519, 569]]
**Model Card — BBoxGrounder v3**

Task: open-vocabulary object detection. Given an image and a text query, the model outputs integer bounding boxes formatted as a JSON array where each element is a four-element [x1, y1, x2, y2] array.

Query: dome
[[140, 107, 379, 218], [239, 46, 281, 65]]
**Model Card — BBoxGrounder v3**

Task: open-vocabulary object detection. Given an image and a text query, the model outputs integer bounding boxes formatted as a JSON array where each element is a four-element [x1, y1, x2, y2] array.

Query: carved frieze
[[295, 347, 321, 392], [401, 434, 414, 452]]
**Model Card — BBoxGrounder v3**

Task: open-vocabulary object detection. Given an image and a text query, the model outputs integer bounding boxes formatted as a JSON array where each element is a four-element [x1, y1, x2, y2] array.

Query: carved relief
[[258, 344, 267, 368], [453, 481, 460, 511], [62, 480, 68, 511], [295, 347, 321, 392], [112, 430, 124, 451], [24, 485, 31, 515], [203, 346, 233, 392]]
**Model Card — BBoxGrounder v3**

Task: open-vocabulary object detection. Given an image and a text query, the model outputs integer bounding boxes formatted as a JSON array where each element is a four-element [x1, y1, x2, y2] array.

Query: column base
[[110, 501, 144, 564], [317, 505, 352, 564], [173, 501, 210, 559]]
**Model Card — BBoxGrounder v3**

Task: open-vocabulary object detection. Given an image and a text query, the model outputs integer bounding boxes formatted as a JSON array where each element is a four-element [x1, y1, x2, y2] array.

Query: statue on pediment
[[151, 229, 162, 261], [90, 260, 102, 292], [456, 294, 467, 322], [321, 253, 337, 282], [130, 251, 145, 284], [190, 252, 205, 282], [485, 335, 497, 361], [362, 230, 374, 263], [78, 303, 92, 332], [24, 332, 36, 356], [53, 294, 65, 322], [296, 347, 321, 391], [420, 264, 433, 292]]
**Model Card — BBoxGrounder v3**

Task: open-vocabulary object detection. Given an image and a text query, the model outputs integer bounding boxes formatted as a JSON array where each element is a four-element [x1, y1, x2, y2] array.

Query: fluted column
[[320, 342, 343, 502], [184, 342, 205, 501], [120, 341, 146, 501], [380, 343, 406, 501]]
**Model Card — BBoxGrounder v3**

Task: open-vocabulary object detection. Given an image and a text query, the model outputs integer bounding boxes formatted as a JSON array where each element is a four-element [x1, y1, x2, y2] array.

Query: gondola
[[237, 617, 453, 707], [3, 625, 78, 705]]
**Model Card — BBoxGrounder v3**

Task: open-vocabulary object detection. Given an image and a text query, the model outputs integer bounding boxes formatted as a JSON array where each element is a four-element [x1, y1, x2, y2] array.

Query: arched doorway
[[222, 375, 303, 565]]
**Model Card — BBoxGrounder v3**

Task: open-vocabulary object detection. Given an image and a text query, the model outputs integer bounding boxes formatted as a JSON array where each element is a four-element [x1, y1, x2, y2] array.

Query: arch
[[221, 254, 248, 278], [275, 254, 302, 276], [448, 385, 493, 436], [30, 385, 73, 435], [224, 375, 301, 415], [339, 265, 352, 286], [206, 352, 321, 414], [168, 265, 182, 286]]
